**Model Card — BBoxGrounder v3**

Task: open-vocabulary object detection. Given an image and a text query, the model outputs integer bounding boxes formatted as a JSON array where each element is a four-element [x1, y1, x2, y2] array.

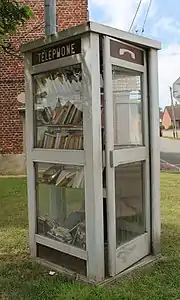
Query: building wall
[[162, 108, 172, 130], [0, 0, 88, 174], [176, 120, 180, 129]]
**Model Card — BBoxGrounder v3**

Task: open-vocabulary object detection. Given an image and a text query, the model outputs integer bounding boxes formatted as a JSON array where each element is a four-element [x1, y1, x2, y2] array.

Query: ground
[[160, 137, 180, 165], [0, 174, 180, 299]]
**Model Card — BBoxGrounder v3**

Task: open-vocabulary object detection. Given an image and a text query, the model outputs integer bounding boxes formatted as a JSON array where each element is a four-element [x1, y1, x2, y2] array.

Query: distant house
[[162, 105, 180, 129]]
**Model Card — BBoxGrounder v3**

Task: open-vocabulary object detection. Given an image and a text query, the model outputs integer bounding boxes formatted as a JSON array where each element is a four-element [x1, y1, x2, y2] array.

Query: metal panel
[[111, 147, 147, 167], [24, 52, 37, 257], [116, 233, 149, 272], [21, 21, 161, 54], [103, 36, 117, 276], [110, 39, 144, 65], [148, 49, 161, 255], [35, 234, 87, 260], [89, 22, 161, 50], [82, 33, 104, 281], [31, 149, 85, 165], [32, 39, 81, 65]]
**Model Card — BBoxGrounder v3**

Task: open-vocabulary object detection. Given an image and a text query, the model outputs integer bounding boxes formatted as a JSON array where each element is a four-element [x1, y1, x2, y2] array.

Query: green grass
[[0, 174, 180, 299]]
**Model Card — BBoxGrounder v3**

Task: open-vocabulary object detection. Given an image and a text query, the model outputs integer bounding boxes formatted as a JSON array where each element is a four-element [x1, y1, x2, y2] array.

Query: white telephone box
[[21, 21, 161, 283]]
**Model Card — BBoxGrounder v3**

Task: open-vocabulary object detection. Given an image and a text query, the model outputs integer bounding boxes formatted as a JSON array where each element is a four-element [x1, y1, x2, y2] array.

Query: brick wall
[[0, 0, 88, 154]]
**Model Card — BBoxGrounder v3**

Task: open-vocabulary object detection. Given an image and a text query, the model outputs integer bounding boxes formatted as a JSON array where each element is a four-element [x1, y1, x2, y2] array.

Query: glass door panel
[[103, 36, 150, 276], [111, 64, 149, 273], [115, 162, 145, 248], [112, 65, 143, 148]]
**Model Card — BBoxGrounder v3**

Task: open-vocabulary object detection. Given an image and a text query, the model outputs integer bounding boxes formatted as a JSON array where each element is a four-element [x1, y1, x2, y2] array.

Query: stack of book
[[37, 101, 84, 150], [56, 168, 84, 188], [40, 165, 84, 189], [52, 101, 83, 125], [36, 101, 83, 126], [38, 130, 83, 150]]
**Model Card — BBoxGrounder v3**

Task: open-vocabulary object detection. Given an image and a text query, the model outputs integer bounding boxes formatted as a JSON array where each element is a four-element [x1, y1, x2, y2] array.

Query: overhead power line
[[129, 0, 143, 32], [141, 0, 152, 34]]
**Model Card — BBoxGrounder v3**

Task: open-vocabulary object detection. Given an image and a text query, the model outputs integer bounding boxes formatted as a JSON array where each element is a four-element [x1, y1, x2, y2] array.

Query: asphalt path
[[160, 152, 180, 166], [160, 138, 180, 165]]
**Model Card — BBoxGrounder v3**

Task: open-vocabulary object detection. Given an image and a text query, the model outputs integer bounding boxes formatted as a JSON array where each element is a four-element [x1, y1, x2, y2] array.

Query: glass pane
[[36, 162, 86, 250], [33, 64, 83, 150], [115, 162, 145, 248], [112, 65, 143, 148]]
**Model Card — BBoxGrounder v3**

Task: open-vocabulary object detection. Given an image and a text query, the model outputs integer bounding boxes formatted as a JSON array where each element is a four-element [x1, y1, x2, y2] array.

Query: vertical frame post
[[103, 36, 116, 276], [148, 49, 161, 255], [24, 53, 37, 257], [142, 54, 151, 243], [82, 33, 104, 281]]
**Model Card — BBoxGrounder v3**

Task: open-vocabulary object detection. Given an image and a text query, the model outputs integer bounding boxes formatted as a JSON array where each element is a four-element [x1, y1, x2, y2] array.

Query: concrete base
[[0, 154, 26, 175]]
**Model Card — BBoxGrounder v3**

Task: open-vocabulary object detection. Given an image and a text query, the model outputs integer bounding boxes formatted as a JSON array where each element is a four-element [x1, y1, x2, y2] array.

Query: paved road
[[160, 138, 180, 165], [161, 152, 180, 165]]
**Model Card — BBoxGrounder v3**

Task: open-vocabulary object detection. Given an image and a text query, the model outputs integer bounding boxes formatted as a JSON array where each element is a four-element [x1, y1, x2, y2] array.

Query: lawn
[[0, 174, 180, 299]]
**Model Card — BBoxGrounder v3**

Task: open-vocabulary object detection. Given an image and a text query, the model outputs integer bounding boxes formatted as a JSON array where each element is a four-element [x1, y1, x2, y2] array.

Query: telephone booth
[[21, 21, 161, 283]]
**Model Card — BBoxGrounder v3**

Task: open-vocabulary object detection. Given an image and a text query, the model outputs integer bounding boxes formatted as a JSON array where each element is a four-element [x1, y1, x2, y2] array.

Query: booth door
[[103, 37, 150, 276]]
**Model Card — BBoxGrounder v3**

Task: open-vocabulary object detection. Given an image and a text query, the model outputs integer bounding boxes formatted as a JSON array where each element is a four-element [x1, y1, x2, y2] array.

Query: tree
[[0, 0, 32, 53]]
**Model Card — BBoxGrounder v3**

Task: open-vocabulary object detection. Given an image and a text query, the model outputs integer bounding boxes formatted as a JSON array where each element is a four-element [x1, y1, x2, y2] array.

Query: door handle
[[110, 151, 114, 168]]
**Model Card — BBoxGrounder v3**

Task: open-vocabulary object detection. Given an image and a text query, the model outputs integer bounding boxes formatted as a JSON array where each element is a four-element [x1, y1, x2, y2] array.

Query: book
[[43, 132, 56, 148], [63, 103, 74, 124], [39, 130, 83, 150], [75, 169, 84, 189], [52, 105, 64, 124], [40, 166, 83, 189], [61, 102, 71, 124], [56, 169, 77, 187], [72, 109, 83, 125], [68, 105, 77, 124], [38, 132, 45, 148], [42, 165, 62, 184], [54, 132, 61, 149], [52, 102, 83, 126]]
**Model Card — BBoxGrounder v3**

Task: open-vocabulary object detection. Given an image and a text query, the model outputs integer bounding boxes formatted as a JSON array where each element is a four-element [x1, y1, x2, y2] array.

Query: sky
[[88, 0, 180, 108]]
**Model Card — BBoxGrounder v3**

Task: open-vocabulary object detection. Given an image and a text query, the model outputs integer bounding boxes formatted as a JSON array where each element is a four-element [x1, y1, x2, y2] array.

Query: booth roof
[[20, 21, 161, 54]]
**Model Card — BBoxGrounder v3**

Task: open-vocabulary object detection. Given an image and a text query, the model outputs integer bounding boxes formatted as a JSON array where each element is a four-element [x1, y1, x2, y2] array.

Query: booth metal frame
[[21, 21, 161, 283]]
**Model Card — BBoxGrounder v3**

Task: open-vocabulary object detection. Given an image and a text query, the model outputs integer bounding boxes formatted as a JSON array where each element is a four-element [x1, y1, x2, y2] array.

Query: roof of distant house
[[165, 105, 180, 121]]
